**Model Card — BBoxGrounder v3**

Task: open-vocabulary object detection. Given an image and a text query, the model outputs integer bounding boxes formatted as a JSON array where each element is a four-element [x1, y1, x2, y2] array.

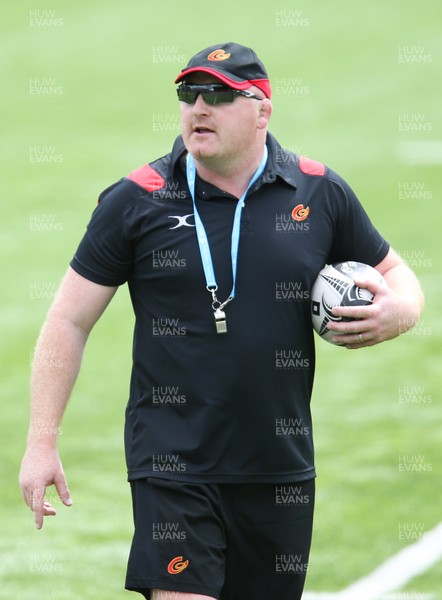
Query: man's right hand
[[19, 446, 73, 529], [19, 269, 116, 530]]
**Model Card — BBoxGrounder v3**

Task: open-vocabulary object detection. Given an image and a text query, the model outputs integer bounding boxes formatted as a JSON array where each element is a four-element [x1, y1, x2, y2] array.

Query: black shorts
[[125, 477, 315, 600]]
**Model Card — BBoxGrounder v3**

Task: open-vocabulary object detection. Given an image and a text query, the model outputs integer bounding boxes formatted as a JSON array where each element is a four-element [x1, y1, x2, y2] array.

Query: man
[[19, 42, 424, 600]]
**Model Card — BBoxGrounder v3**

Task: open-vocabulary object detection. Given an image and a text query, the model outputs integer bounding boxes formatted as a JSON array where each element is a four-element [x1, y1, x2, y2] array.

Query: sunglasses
[[177, 83, 263, 105]]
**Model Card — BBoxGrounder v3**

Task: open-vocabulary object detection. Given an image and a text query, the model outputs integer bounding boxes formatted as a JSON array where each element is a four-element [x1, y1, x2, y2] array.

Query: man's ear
[[257, 99, 273, 129]]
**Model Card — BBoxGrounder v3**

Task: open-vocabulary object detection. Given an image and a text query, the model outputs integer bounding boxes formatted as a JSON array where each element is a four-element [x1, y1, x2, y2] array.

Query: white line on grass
[[303, 594, 336, 599], [304, 521, 442, 600], [396, 141, 442, 164], [303, 595, 336, 599], [303, 594, 434, 599]]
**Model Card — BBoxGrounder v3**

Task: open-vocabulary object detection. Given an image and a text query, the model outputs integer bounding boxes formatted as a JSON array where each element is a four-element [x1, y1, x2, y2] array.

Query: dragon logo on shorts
[[167, 556, 189, 574]]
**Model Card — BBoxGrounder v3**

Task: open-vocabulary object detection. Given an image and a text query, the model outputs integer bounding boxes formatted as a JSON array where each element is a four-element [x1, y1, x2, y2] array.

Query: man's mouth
[[193, 126, 214, 134]]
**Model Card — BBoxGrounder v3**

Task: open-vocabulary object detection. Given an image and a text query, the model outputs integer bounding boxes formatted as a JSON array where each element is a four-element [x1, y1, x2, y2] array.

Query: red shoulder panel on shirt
[[299, 156, 326, 177], [127, 164, 165, 192]]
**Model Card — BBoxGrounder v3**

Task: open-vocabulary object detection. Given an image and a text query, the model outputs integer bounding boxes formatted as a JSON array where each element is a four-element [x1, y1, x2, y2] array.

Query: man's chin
[[189, 145, 219, 163]]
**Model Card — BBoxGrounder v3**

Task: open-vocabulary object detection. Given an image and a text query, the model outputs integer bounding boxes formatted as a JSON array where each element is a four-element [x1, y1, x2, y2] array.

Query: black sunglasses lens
[[202, 90, 234, 105], [177, 85, 235, 105], [177, 88, 197, 103]]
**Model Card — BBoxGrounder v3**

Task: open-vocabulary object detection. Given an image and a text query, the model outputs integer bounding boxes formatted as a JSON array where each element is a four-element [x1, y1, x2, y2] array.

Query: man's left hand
[[327, 278, 410, 349]]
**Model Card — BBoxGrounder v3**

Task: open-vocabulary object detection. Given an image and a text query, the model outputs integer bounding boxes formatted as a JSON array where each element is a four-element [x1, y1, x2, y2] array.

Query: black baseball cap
[[175, 42, 272, 98]]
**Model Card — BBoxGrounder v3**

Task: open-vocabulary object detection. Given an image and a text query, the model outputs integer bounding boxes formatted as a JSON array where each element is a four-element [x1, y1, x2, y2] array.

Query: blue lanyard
[[186, 146, 268, 309]]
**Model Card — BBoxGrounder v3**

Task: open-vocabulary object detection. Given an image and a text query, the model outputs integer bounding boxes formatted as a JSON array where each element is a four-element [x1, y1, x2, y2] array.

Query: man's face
[[178, 73, 268, 171]]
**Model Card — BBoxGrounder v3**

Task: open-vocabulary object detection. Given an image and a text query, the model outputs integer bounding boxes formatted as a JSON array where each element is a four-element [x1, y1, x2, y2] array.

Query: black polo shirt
[[71, 133, 389, 483]]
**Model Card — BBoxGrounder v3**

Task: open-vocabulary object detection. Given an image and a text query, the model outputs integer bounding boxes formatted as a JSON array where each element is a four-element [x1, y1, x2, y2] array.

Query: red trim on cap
[[127, 164, 165, 192], [175, 67, 271, 98], [299, 156, 326, 177], [249, 79, 272, 99]]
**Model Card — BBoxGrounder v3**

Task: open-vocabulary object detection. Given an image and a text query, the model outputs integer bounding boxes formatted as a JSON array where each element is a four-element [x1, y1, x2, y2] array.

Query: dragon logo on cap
[[207, 49, 231, 61]]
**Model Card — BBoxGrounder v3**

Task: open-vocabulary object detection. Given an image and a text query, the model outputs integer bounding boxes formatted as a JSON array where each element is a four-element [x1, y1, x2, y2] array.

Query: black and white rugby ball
[[311, 261, 385, 344]]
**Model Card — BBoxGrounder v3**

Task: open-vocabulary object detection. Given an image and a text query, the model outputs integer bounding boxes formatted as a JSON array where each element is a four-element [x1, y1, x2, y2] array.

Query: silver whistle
[[214, 309, 227, 334]]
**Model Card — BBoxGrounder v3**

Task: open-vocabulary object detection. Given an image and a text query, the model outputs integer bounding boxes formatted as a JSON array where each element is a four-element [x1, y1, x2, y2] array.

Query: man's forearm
[[27, 315, 89, 449], [20, 269, 117, 528], [381, 263, 425, 333]]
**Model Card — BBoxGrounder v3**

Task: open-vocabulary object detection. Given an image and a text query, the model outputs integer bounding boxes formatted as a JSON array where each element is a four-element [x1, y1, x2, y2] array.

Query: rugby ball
[[311, 261, 385, 344]]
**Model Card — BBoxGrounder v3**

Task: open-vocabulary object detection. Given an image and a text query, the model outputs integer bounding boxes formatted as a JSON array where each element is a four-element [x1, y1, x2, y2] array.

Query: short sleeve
[[327, 173, 389, 268], [70, 180, 137, 286]]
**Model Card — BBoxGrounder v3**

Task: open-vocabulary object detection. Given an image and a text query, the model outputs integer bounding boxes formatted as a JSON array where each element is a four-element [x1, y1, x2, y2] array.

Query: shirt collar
[[170, 132, 298, 192]]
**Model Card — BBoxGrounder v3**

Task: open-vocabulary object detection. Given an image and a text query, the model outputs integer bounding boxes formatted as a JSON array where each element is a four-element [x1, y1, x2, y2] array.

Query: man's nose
[[192, 92, 211, 113]]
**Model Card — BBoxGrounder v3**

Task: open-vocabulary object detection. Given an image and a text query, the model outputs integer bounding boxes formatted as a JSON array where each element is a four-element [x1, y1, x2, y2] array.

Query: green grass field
[[1, 1, 441, 598]]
